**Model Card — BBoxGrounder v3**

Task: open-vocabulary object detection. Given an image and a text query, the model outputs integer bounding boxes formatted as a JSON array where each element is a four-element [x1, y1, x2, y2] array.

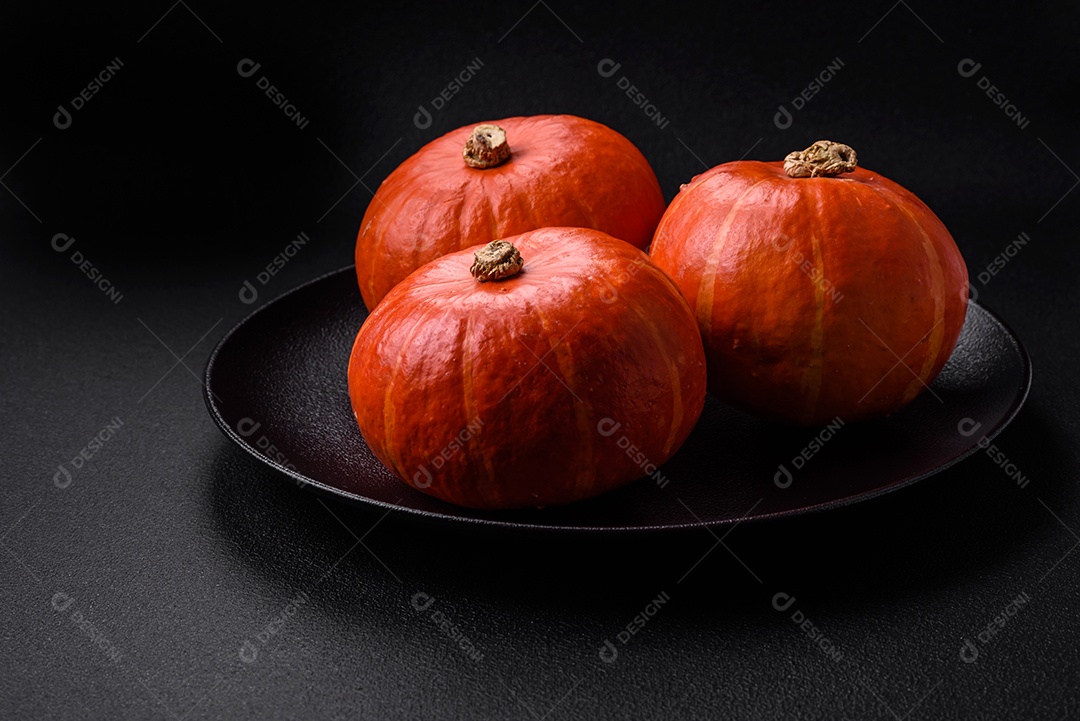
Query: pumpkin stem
[[784, 141, 857, 178], [463, 124, 511, 169], [470, 240, 524, 282]]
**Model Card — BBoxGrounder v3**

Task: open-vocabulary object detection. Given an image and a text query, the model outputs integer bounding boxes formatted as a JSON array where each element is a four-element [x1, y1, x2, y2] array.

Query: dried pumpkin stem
[[470, 240, 523, 282], [463, 124, 511, 169], [784, 140, 857, 178]]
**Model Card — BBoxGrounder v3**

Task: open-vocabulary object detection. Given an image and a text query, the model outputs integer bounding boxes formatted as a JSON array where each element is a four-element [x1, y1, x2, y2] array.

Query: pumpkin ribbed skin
[[348, 227, 707, 510], [649, 160, 968, 425], [355, 115, 666, 308]]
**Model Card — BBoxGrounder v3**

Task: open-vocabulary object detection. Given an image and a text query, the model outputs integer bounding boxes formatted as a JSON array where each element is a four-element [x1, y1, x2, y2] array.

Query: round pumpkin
[[355, 114, 666, 308], [348, 227, 707, 510], [649, 140, 969, 425]]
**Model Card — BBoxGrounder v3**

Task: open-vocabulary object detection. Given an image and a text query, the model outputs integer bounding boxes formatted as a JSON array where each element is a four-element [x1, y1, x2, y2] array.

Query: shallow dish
[[205, 267, 1031, 532]]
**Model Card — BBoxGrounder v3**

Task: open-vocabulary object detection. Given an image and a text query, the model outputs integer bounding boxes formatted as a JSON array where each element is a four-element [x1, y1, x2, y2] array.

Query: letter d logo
[[51, 233, 76, 253], [239, 280, 258, 304], [236, 58, 261, 78], [772, 591, 796, 612], [959, 638, 980, 663], [770, 233, 795, 252], [413, 465, 433, 488], [414, 105, 432, 130], [52, 592, 74, 612], [53, 464, 72, 489], [957, 417, 982, 438], [774, 464, 793, 489], [773, 105, 793, 130], [598, 280, 618, 304], [597, 58, 621, 78], [236, 417, 261, 437], [53, 104, 72, 130], [239, 639, 258, 664], [597, 417, 621, 437], [957, 58, 982, 78], [599, 639, 618, 663]]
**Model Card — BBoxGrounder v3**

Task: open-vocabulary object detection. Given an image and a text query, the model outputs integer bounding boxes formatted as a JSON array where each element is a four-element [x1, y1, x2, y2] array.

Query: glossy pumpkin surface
[[355, 114, 666, 308], [649, 146, 969, 425], [348, 227, 707, 509]]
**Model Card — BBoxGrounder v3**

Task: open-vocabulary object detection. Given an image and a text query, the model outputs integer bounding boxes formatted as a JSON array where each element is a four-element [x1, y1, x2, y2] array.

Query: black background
[[3, 2, 1079, 719]]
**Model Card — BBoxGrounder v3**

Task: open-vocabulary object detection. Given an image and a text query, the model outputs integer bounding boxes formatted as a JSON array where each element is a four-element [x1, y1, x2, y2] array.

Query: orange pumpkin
[[348, 227, 707, 509], [649, 141, 969, 425], [355, 115, 666, 308]]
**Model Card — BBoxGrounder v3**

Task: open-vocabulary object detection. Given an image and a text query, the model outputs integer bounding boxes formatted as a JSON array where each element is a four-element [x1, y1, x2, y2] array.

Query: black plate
[[204, 267, 1031, 532]]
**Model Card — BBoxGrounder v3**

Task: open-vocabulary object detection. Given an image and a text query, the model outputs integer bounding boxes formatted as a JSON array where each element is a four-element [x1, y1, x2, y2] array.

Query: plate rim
[[204, 266, 1033, 534]]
